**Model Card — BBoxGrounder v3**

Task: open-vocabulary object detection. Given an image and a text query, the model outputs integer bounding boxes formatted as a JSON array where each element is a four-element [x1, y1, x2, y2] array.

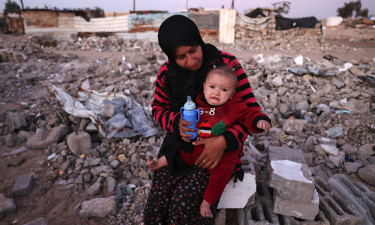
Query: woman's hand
[[179, 118, 194, 142], [193, 135, 226, 169]]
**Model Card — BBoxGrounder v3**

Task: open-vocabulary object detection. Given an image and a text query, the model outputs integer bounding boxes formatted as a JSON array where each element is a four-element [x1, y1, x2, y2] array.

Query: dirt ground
[[0, 26, 374, 225]]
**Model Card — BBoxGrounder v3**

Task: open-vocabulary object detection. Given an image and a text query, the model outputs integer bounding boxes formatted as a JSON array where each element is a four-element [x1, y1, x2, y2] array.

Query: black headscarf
[[158, 15, 222, 112]]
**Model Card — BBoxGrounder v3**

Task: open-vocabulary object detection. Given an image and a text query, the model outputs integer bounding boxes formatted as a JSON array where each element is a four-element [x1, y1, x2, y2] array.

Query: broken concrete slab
[[268, 146, 315, 203], [273, 189, 319, 220], [217, 173, 256, 209]]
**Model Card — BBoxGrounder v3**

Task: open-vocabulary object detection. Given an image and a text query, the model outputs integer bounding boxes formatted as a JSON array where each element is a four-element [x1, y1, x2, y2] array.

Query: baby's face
[[203, 73, 236, 106]]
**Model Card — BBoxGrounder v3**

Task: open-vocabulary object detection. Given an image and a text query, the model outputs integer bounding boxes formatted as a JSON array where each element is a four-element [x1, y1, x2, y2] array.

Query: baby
[[147, 66, 271, 217]]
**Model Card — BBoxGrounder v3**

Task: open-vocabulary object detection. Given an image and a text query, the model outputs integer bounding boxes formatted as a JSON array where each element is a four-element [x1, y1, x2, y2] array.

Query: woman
[[144, 15, 264, 224]]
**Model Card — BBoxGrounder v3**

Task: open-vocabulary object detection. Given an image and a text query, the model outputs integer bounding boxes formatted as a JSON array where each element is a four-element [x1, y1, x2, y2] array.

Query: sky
[[1, 0, 374, 19]]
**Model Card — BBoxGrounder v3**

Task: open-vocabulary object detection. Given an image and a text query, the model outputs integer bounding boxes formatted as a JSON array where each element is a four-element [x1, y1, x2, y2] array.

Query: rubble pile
[[0, 34, 374, 224]]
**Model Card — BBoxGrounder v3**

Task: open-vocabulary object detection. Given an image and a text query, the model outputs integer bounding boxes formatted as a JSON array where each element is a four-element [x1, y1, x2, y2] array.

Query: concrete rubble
[[0, 32, 374, 225]]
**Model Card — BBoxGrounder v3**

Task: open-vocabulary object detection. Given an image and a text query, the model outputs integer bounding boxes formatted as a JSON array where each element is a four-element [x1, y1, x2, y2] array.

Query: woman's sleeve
[[151, 63, 181, 133], [221, 52, 268, 152]]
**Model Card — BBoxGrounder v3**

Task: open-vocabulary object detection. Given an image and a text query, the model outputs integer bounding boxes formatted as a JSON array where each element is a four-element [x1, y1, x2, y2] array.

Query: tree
[[92, 7, 105, 18], [337, 0, 362, 18], [3, 0, 21, 16], [359, 8, 369, 18], [271, 1, 291, 15]]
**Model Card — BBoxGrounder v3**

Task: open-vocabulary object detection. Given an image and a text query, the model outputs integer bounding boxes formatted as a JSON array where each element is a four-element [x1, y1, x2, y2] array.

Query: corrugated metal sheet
[[75, 15, 129, 32]]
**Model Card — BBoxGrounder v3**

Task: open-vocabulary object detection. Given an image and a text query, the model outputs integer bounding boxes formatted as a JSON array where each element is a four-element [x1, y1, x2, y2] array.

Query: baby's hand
[[257, 120, 271, 132]]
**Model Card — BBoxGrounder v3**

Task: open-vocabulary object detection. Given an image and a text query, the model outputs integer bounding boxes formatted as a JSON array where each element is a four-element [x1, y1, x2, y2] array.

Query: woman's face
[[174, 45, 203, 71]]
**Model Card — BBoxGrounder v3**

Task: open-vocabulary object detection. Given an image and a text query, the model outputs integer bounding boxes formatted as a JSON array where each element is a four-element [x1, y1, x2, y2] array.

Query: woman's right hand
[[179, 118, 194, 142]]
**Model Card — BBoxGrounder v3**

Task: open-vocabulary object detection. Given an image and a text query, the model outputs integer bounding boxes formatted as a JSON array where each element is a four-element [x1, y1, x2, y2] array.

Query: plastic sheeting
[[326, 17, 343, 27], [236, 12, 270, 31], [47, 84, 157, 139]]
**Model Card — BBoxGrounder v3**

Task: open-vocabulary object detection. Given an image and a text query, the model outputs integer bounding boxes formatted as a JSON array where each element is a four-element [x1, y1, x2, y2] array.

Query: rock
[[26, 125, 68, 149], [0, 194, 16, 219], [328, 151, 345, 167], [79, 197, 118, 218], [358, 144, 375, 156], [87, 182, 103, 196], [6, 112, 27, 132], [278, 104, 289, 115], [271, 75, 283, 86], [7, 156, 25, 167], [67, 131, 92, 156], [12, 174, 34, 197], [296, 100, 309, 111], [282, 119, 307, 134], [358, 164, 375, 187], [341, 143, 357, 155], [344, 162, 362, 173], [107, 178, 117, 193], [320, 144, 339, 156], [21, 73, 39, 83], [349, 66, 365, 76]]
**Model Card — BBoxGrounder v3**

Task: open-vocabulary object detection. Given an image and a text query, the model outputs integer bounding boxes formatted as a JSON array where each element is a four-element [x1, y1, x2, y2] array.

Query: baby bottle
[[180, 96, 200, 140]]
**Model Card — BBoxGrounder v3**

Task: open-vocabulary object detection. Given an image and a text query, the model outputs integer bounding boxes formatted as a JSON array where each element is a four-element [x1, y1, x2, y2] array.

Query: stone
[[278, 103, 289, 115], [271, 75, 283, 86], [79, 197, 118, 218], [328, 151, 345, 167], [6, 112, 27, 132], [344, 162, 362, 173], [296, 100, 309, 111], [67, 131, 92, 156], [0, 194, 16, 219], [320, 144, 339, 156], [349, 66, 365, 76], [7, 156, 25, 167], [358, 164, 375, 187], [341, 143, 357, 155], [107, 178, 117, 193], [87, 182, 103, 196], [21, 73, 39, 83], [358, 144, 375, 156], [282, 119, 307, 134], [12, 174, 34, 197], [26, 125, 68, 149]]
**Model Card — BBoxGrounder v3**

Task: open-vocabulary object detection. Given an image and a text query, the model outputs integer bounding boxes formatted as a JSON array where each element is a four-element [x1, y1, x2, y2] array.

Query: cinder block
[[328, 174, 375, 225], [315, 177, 364, 225], [12, 174, 34, 197]]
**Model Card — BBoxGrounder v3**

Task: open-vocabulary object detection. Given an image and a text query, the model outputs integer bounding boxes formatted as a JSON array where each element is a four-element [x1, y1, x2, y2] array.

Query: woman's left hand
[[193, 136, 226, 169]]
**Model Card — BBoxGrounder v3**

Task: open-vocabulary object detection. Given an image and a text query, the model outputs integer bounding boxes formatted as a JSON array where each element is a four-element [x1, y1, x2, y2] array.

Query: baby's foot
[[200, 200, 213, 218]]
